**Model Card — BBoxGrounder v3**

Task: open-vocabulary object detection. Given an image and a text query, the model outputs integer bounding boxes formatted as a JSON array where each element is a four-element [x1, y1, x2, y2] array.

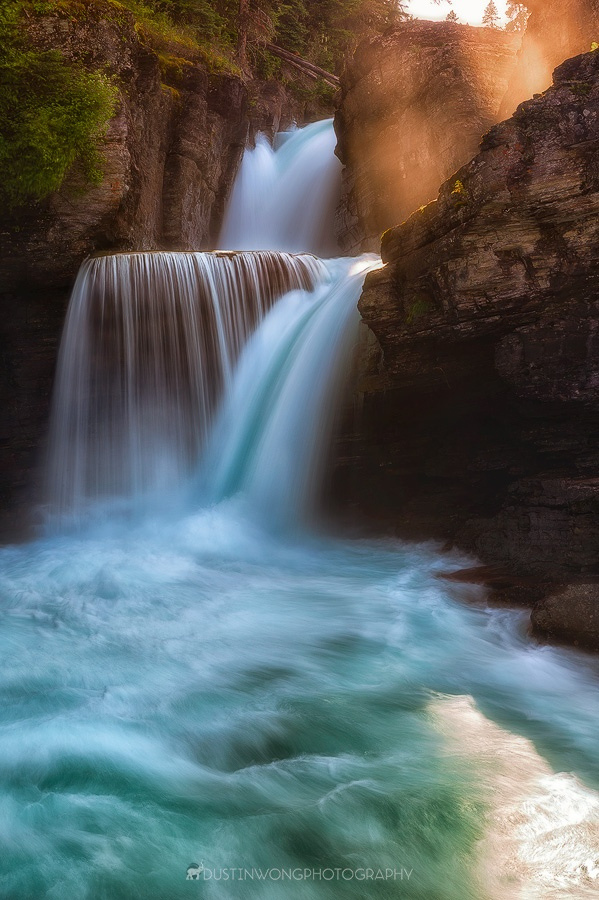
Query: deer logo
[[186, 862, 204, 880]]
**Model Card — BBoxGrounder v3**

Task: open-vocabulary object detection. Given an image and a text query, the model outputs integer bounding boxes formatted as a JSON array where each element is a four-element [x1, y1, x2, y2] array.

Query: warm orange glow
[[342, 23, 520, 240]]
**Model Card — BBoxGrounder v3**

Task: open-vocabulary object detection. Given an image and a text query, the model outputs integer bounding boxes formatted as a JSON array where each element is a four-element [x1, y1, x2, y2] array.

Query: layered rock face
[[333, 52, 599, 646], [334, 21, 520, 252], [500, 0, 599, 117], [1, 4, 249, 293]]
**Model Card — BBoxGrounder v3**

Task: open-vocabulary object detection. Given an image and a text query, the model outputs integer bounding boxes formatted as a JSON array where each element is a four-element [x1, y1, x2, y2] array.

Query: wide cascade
[[1, 120, 598, 900], [46, 250, 327, 520]]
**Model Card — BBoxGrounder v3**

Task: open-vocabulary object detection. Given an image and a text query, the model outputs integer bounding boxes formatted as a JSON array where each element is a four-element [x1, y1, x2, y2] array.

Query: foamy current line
[[434, 695, 599, 900]]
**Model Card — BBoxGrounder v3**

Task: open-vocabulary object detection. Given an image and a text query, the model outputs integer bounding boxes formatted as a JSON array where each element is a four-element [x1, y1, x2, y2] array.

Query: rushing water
[[45, 251, 326, 523], [218, 119, 341, 257], [1, 121, 599, 899]]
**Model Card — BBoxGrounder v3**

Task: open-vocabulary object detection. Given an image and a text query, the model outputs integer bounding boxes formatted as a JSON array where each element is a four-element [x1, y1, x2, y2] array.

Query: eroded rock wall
[[1, 4, 249, 292], [500, 0, 599, 117], [334, 21, 520, 252]]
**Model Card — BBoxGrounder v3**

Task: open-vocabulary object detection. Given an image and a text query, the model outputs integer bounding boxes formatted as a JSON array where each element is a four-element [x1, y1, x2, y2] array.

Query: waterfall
[[218, 118, 342, 256], [2, 118, 599, 900], [202, 257, 379, 524], [45, 250, 327, 521], [45, 119, 353, 525]]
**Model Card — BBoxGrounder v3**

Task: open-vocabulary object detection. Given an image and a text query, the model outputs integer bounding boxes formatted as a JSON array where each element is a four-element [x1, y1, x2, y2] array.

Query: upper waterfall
[[218, 119, 342, 257]]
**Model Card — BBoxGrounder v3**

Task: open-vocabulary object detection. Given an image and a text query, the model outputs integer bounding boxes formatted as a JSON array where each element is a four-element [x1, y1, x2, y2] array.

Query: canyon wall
[[500, 0, 599, 117], [334, 21, 520, 252], [333, 51, 599, 648]]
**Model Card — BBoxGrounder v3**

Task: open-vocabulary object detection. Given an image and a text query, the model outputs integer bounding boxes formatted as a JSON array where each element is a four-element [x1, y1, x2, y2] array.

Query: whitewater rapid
[[1, 119, 598, 899]]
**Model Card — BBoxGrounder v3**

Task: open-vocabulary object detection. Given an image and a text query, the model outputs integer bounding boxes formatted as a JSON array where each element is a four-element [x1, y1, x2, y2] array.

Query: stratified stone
[[332, 52, 599, 643]]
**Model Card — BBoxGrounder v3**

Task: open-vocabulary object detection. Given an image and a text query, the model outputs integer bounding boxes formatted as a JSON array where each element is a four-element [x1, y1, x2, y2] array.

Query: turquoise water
[[1, 508, 598, 898]]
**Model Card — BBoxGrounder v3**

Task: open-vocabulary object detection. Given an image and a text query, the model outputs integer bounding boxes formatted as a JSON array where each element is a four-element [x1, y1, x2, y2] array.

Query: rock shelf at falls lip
[[0, 118, 598, 900]]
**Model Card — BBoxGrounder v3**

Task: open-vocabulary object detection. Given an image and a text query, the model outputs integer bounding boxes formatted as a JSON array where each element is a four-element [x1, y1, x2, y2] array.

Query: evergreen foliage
[[145, 1, 407, 74], [0, 0, 118, 207], [482, 1, 500, 28], [505, 1, 529, 32]]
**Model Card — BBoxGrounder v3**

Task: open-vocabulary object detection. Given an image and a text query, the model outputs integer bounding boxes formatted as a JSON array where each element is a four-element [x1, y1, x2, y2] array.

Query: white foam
[[432, 694, 599, 898]]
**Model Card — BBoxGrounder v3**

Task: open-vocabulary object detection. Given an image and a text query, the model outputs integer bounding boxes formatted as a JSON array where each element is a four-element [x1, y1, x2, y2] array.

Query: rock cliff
[[500, 0, 599, 117], [333, 51, 599, 648], [334, 21, 520, 252], [1, 4, 251, 293]]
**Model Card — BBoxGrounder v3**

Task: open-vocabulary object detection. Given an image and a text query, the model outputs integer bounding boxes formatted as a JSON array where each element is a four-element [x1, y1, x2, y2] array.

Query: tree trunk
[[237, 0, 250, 70], [263, 43, 340, 87]]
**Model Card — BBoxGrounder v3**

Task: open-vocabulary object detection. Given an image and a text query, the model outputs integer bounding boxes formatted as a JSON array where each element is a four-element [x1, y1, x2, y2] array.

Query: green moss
[[160, 82, 181, 101], [0, 0, 118, 207], [570, 81, 592, 98], [127, 3, 240, 74], [131, 8, 199, 52], [406, 294, 433, 324], [196, 44, 241, 76], [157, 52, 192, 82]]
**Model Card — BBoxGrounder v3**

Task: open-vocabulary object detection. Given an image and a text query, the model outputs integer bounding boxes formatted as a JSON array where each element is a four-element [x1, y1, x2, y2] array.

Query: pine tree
[[505, 1, 529, 33], [482, 1, 499, 28], [446, 9, 458, 22]]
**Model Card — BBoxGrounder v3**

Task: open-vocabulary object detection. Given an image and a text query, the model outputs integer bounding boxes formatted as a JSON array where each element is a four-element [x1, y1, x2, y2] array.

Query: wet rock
[[532, 584, 599, 650]]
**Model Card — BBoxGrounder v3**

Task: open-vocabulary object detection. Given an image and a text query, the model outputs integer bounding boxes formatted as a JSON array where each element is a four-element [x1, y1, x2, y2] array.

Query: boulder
[[532, 584, 599, 650]]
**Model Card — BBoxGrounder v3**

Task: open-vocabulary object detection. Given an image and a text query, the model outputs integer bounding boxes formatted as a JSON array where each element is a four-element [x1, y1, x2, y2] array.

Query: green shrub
[[450, 178, 469, 210], [0, 1, 118, 207]]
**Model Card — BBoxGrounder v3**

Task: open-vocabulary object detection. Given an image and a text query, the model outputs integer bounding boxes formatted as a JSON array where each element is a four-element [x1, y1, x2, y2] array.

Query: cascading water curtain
[[219, 118, 342, 256], [45, 251, 327, 522]]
